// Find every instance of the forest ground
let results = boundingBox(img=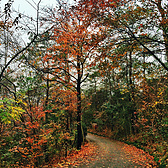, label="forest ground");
[52,133,157,168]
